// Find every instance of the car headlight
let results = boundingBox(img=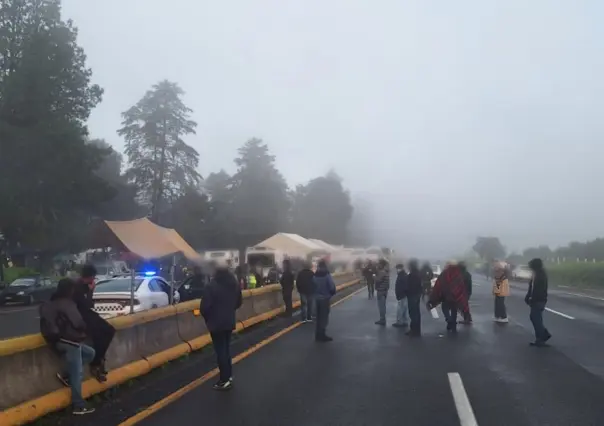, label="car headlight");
[16,291,24,296]
[184,284,190,290]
